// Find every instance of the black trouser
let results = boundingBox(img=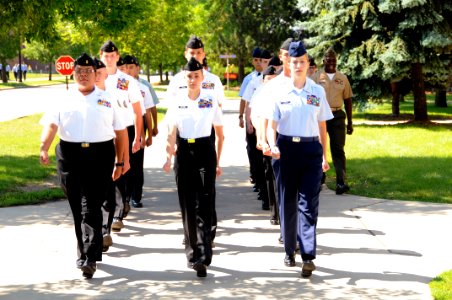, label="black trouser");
[115,124,144,218]
[102,179,116,235]
[56,139,115,263]
[174,136,217,266]
[264,155,278,221]
[327,110,347,185]
[246,126,268,205]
